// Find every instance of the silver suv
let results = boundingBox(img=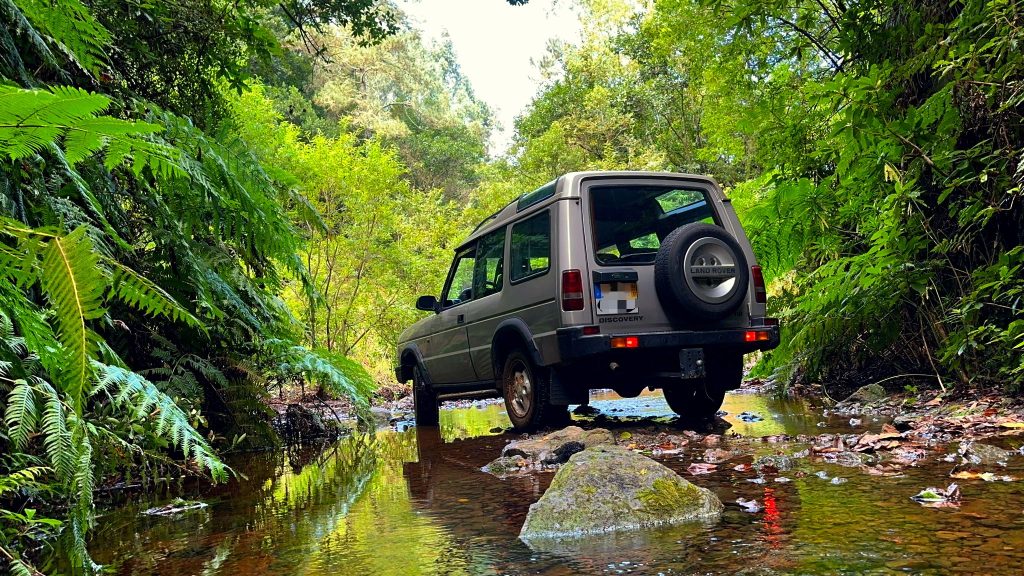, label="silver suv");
[395,171,779,431]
